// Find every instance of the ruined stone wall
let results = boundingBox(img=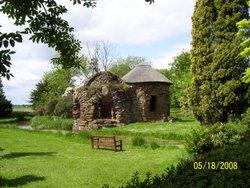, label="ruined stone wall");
[112,88,139,124]
[72,84,136,131]
[72,71,171,131]
[129,82,170,121]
